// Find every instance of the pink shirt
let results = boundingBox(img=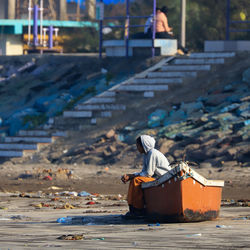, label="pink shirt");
[156,12,171,33]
